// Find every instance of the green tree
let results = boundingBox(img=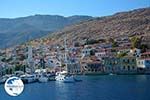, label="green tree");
[140,44,148,53]
[6,69,9,74]
[117,52,127,58]
[112,41,118,47]
[131,36,141,48]
[15,64,22,71]
[1,58,6,62]
[85,39,99,45]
